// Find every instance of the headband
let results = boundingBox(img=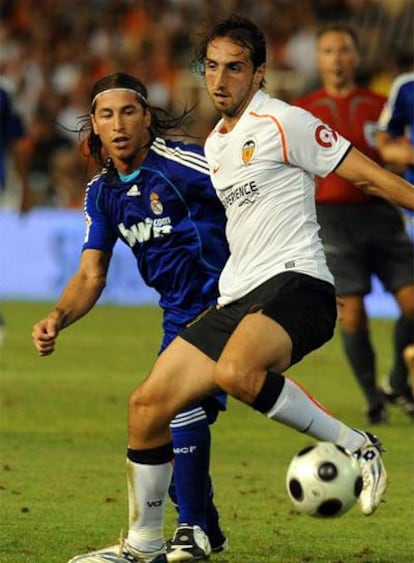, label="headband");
[91,88,147,109]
